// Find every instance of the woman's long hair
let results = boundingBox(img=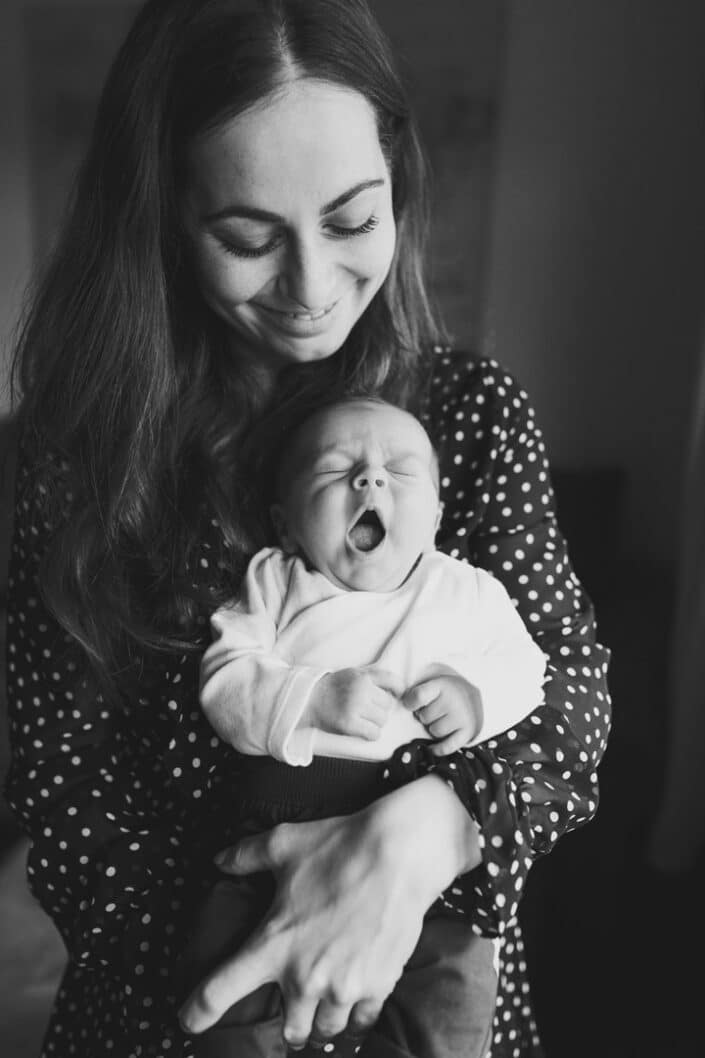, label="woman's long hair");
[12,0,447,694]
